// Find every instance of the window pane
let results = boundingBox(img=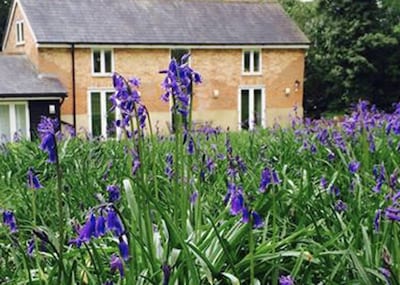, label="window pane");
[253,51,260,72]
[15,104,27,137]
[241,90,249,130]
[171,49,189,63]
[91,92,101,136]
[254,89,262,127]
[20,22,24,42]
[104,50,112,73]
[106,92,115,137]
[93,51,101,73]
[243,51,250,72]
[0,105,10,140]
